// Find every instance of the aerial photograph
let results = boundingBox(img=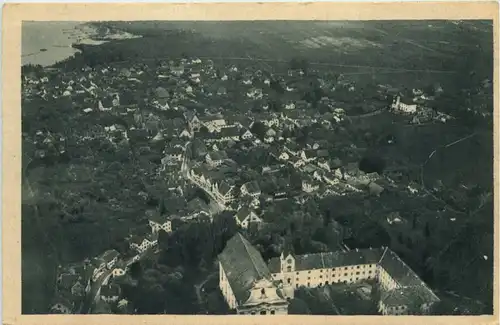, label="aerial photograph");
[21,20,493,315]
